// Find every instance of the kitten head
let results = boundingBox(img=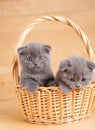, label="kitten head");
[58,56,95,89]
[17,43,51,72]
